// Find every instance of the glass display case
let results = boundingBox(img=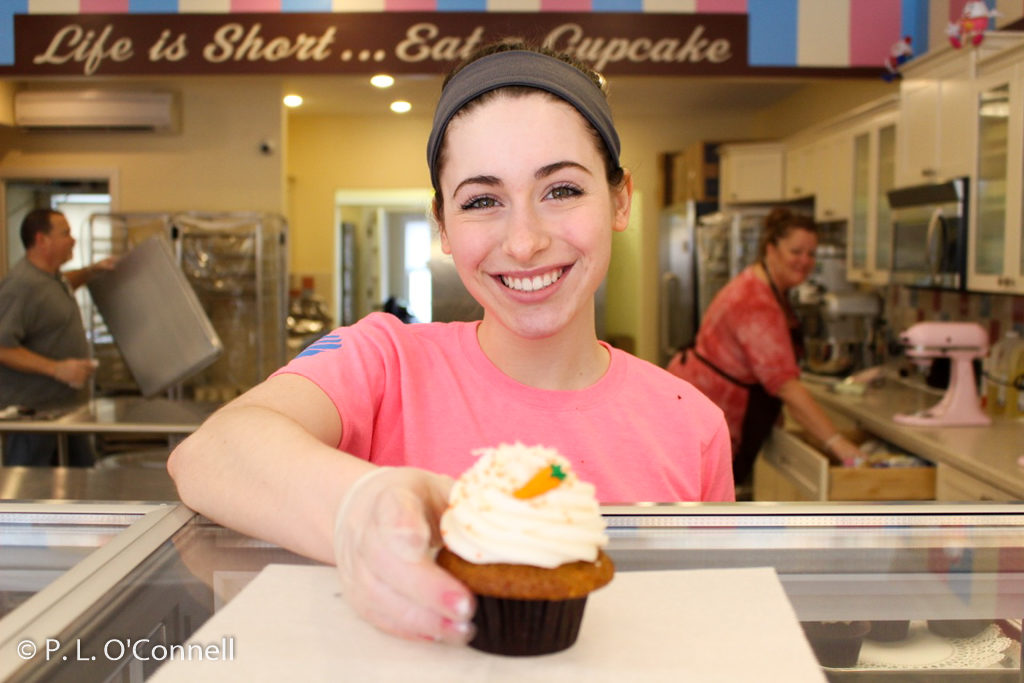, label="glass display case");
[1,504,152,621]
[0,503,184,681]
[2,502,1023,681]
